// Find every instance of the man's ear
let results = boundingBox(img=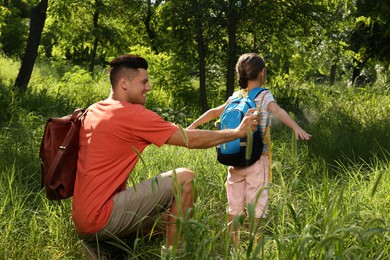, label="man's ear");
[119,77,128,90]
